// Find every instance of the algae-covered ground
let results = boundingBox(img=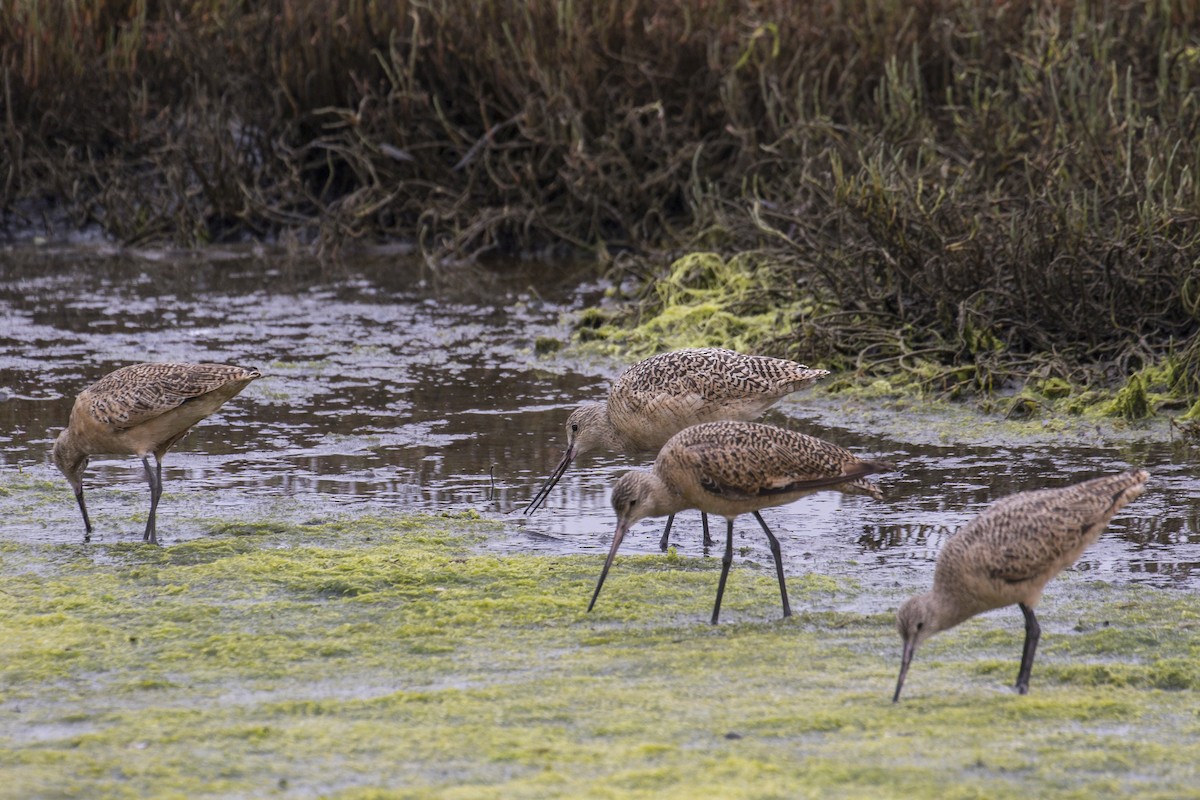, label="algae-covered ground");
[2,501,1198,799]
